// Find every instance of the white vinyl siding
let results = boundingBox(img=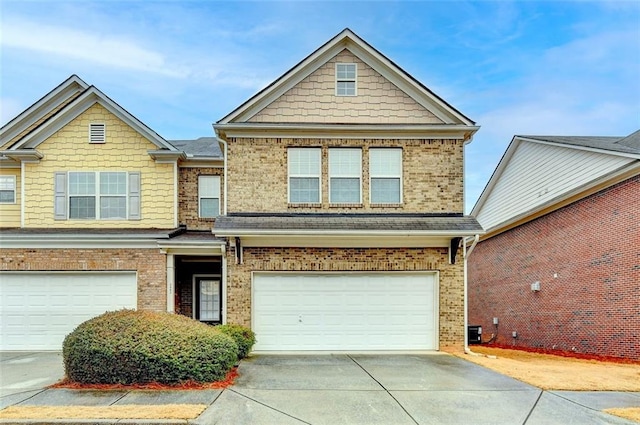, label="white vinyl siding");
[253,272,438,351]
[288,148,321,203]
[476,141,636,231]
[55,171,140,220]
[0,175,16,203]
[198,175,221,218]
[329,148,361,204]
[336,63,357,96]
[370,148,402,204]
